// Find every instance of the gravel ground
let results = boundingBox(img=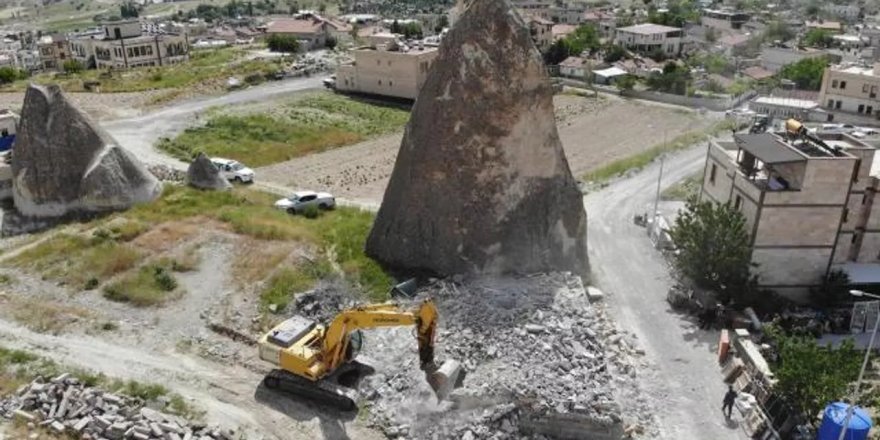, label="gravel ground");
[256,95,711,205]
[0,90,165,120]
